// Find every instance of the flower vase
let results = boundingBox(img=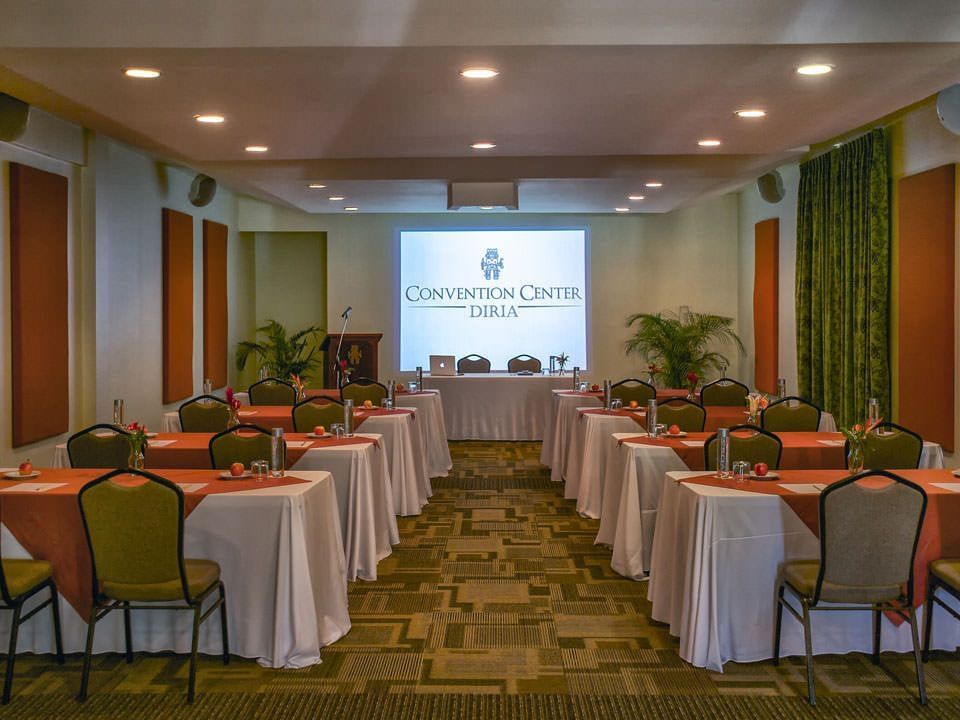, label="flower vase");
[229,408,240,428]
[847,443,864,474]
[747,411,759,426]
[128,444,145,471]
[687,388,697,401]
